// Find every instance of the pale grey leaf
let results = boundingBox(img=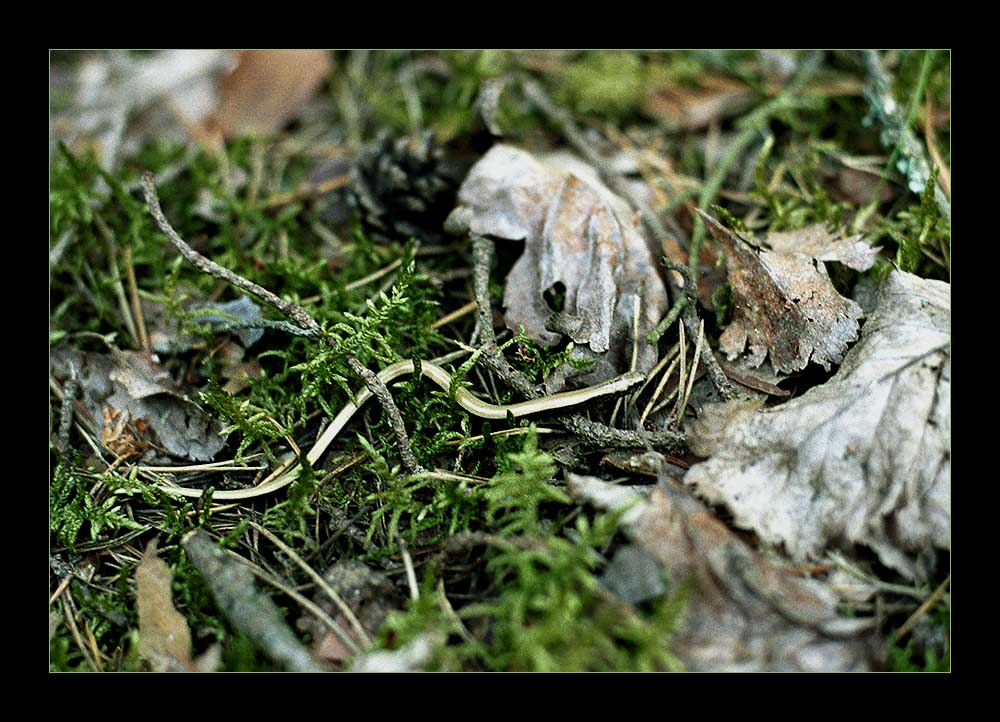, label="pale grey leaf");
[446,144,668,387]
[567,472,877,672]
[684,270,950,581]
